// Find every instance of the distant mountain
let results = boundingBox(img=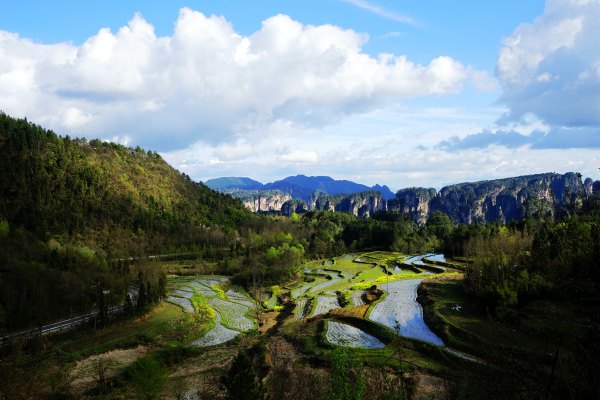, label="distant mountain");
[371,184,395,200]
[263,175,395,200]
[206,175,396,211]
[204,177,264,191]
